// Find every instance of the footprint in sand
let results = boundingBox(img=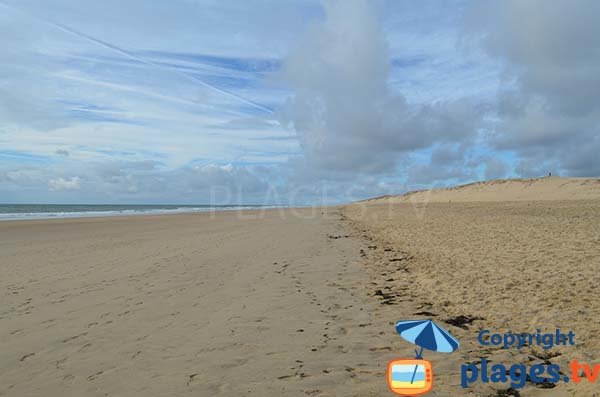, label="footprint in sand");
[78,343,93,352]
[186,373,200,386]
[55,358,67,369]
[62,332,88,343]
[87,370,104,381]
[62,374,75,384]
[19,353,35,362]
